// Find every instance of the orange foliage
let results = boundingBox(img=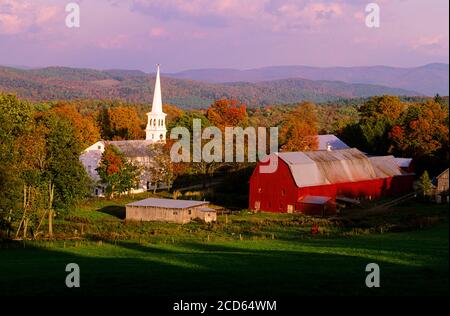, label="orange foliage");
[206,99,248,130]
[102,145,124,175]
[108,106,145,140]
[280,102,319,152]
[50,103,101,148]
